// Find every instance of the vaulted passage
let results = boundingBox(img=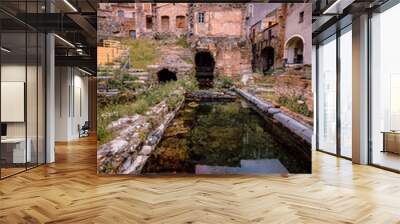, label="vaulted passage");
[195,51,215,88]
[157,69,177,83]
[261,47,274,73]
